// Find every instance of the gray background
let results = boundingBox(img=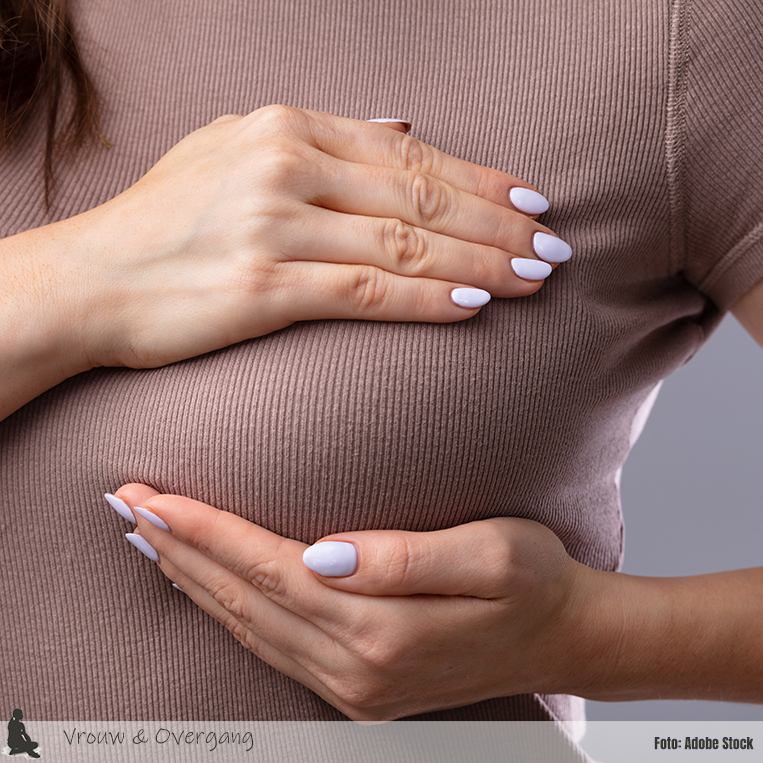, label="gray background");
[583,312,763,723]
